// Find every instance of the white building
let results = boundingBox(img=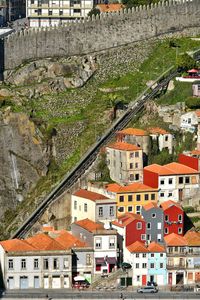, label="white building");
[148,127,173,155]
[180,111,200,133]
[71,189,116,224]
[27,0,94,27]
